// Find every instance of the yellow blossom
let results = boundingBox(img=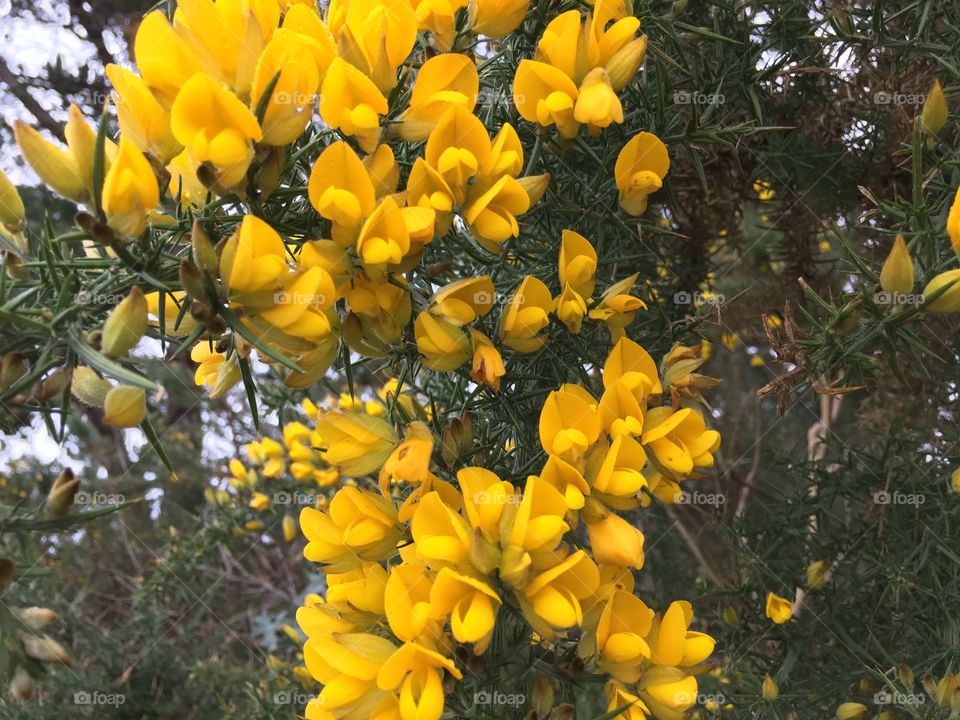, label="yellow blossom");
[765,592,793,624]
[615,131,669,215]
[102,137,160,238]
